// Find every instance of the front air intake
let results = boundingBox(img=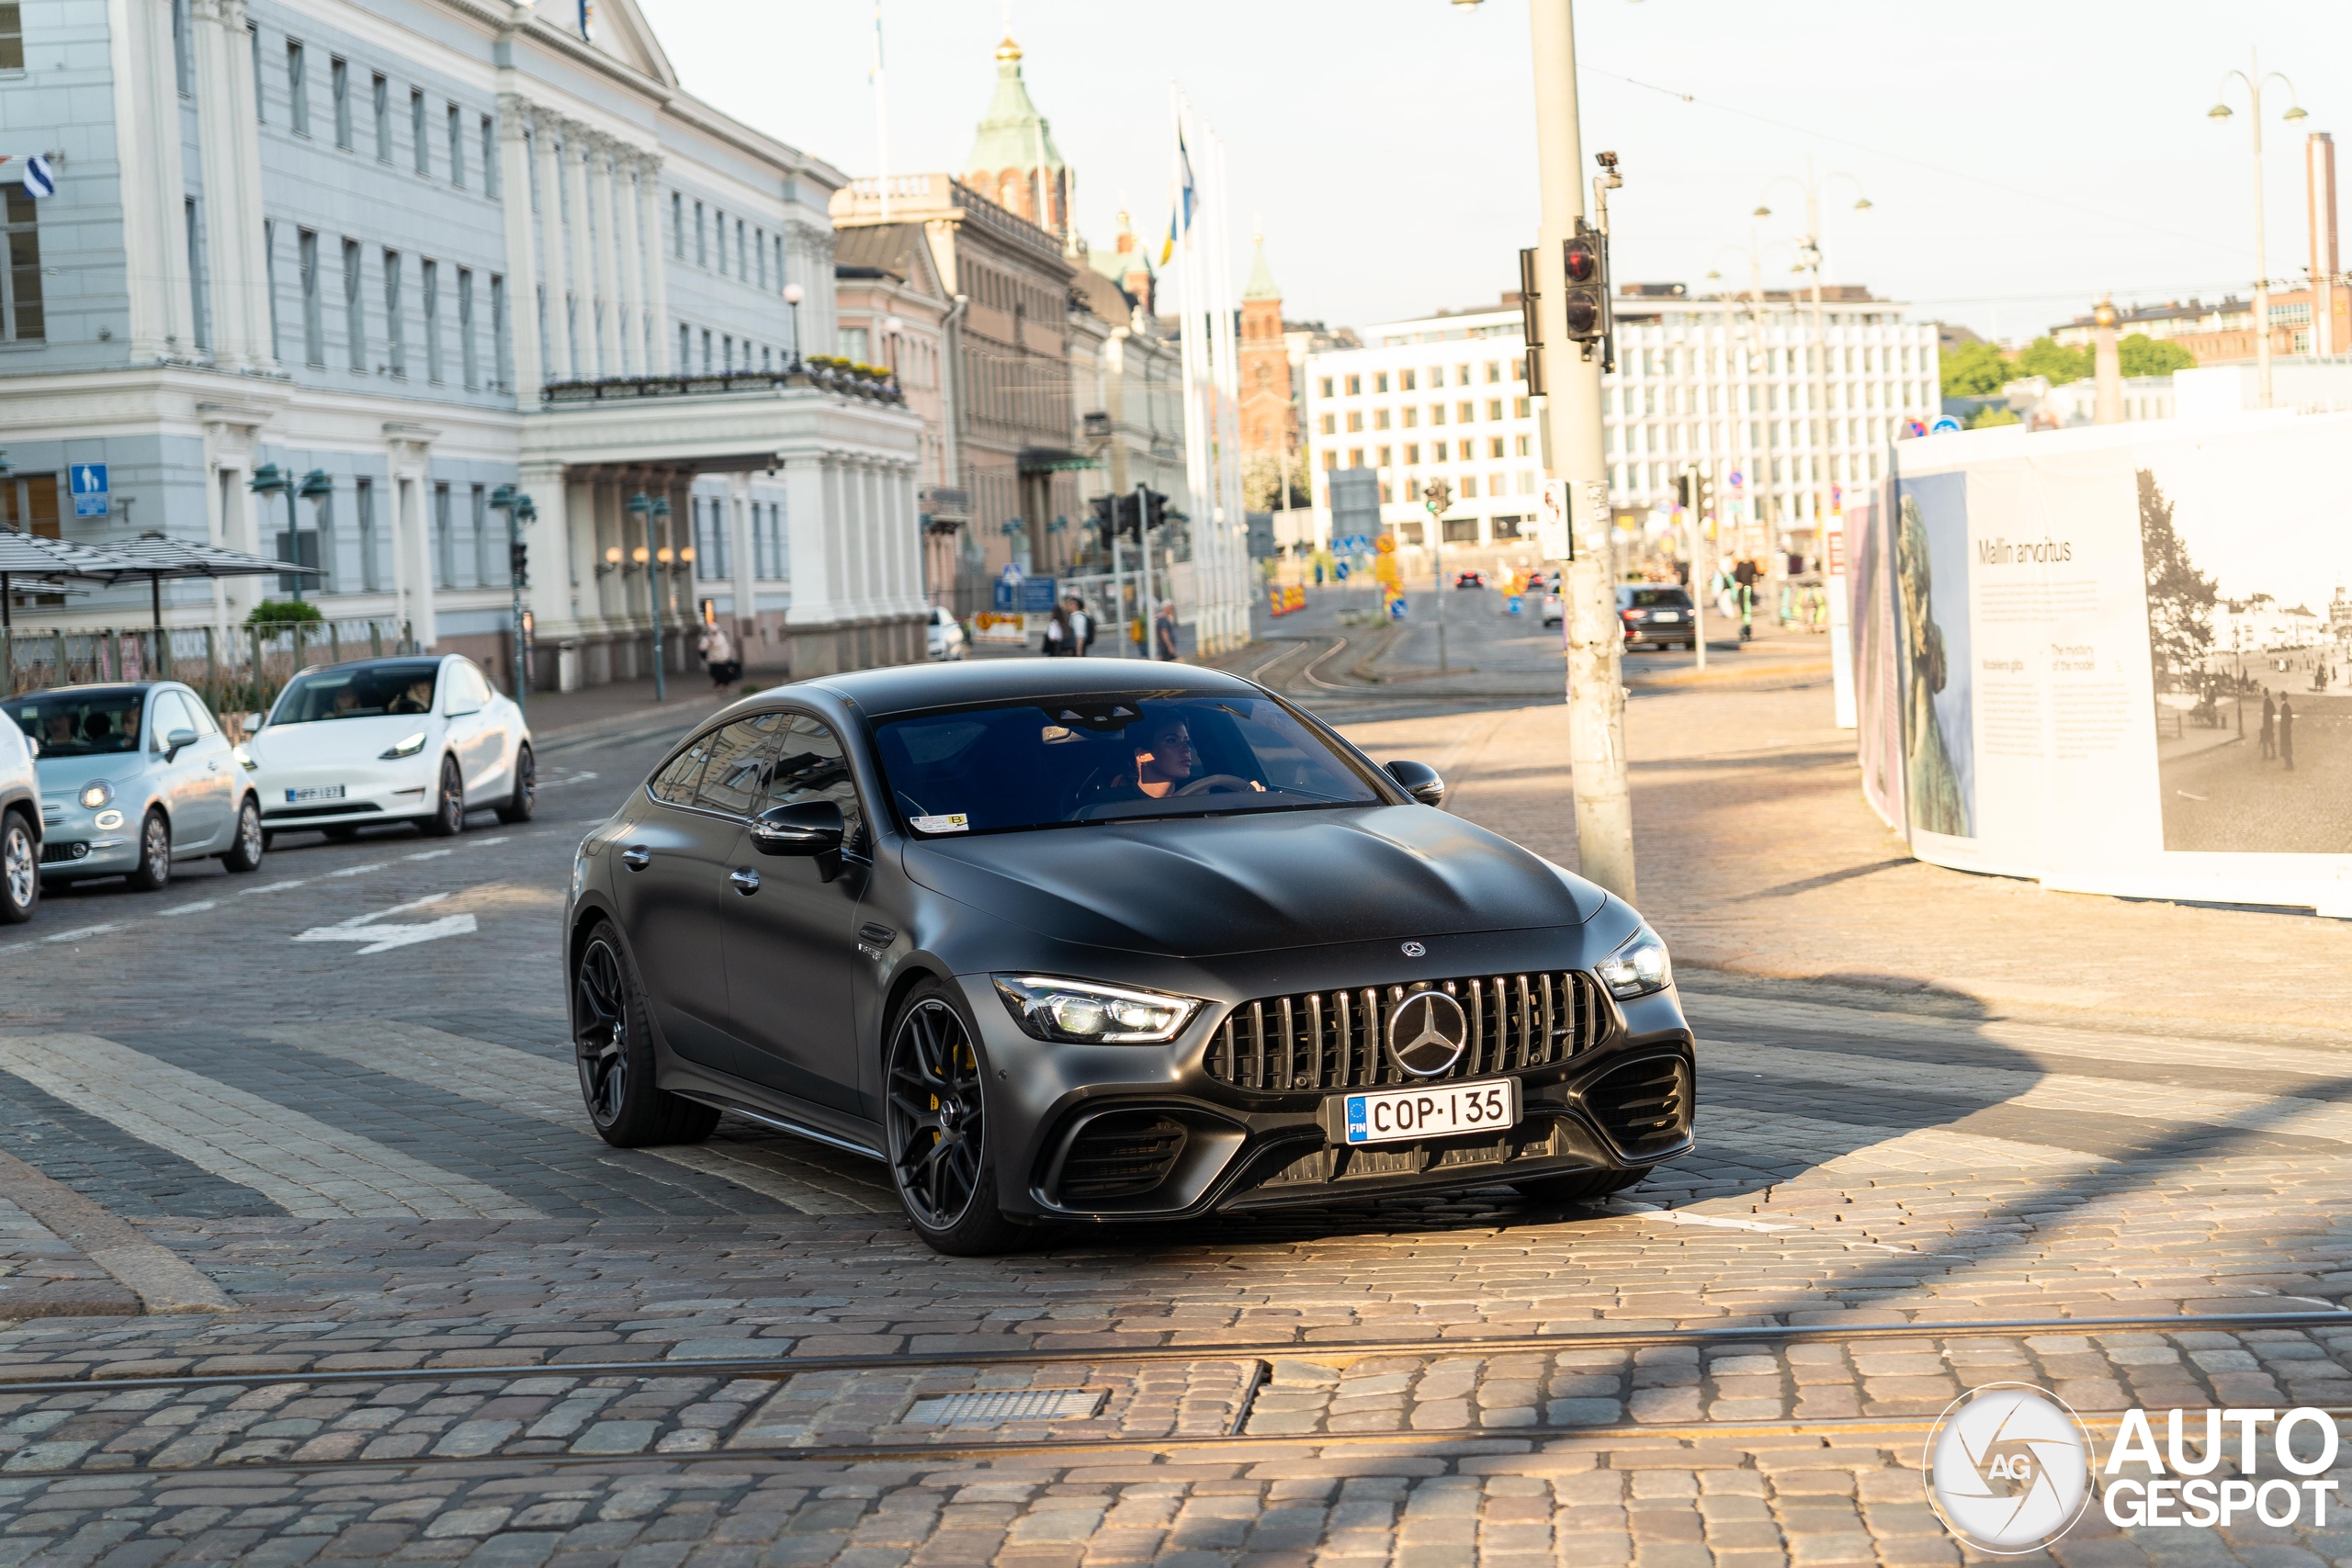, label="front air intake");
[1583,1055,1691,1159]
[1057,1112,1186,1201]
